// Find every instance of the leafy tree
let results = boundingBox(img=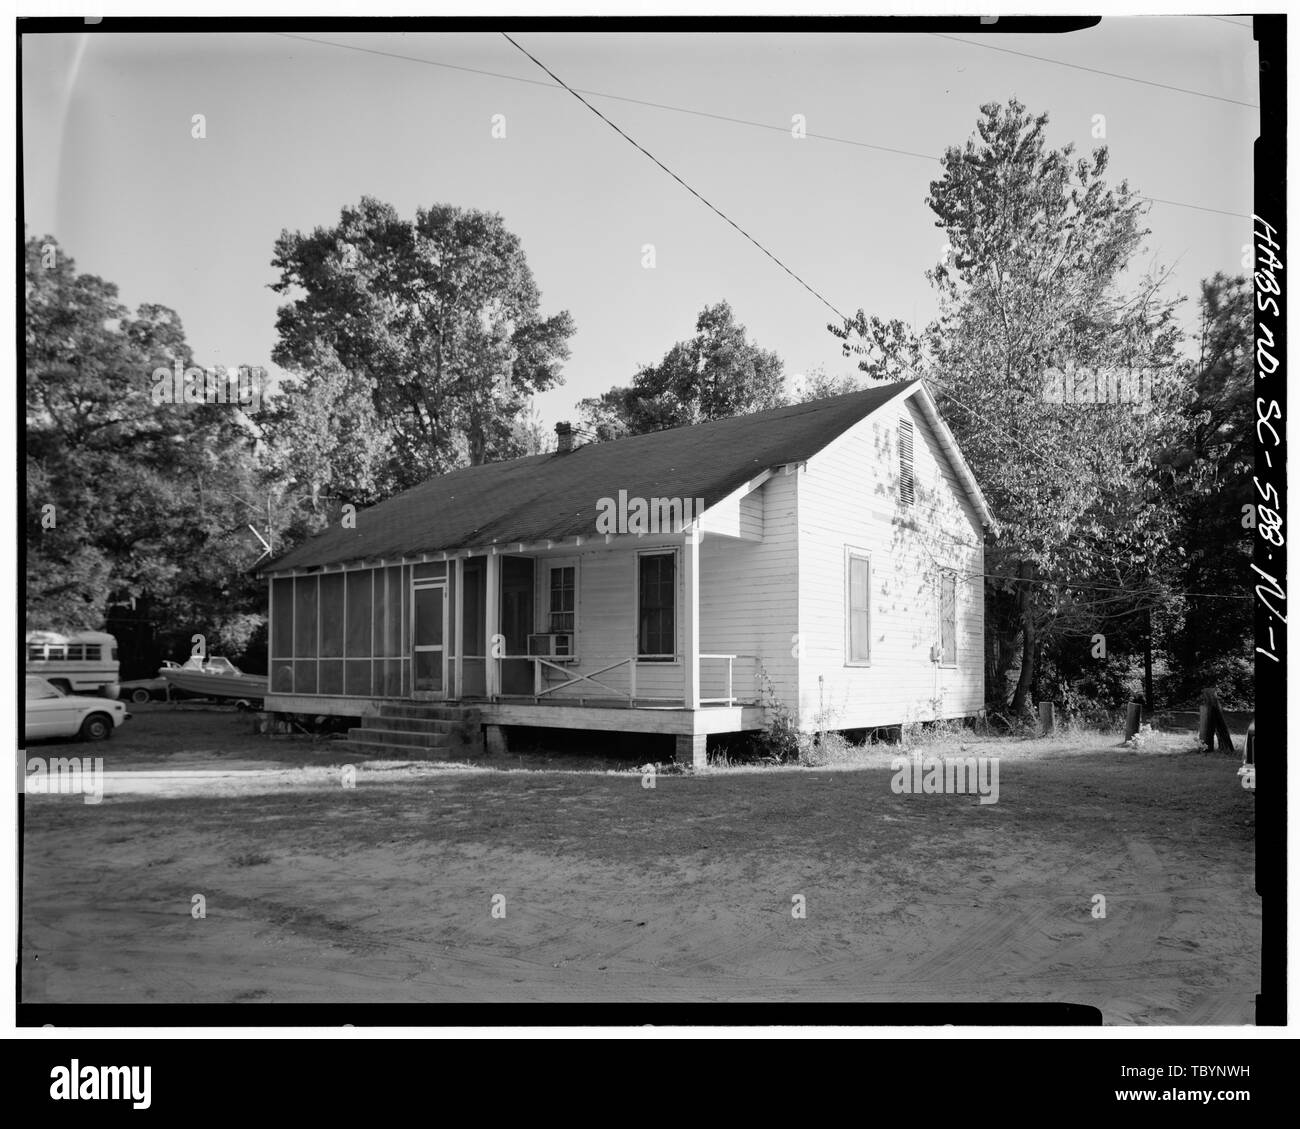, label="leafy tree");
[270,197,575,493]
[834,100,1187,716]
[25,236,267,673]
[1157,273,1255,703]
[828,315,925,385]
[579,301,785,437]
